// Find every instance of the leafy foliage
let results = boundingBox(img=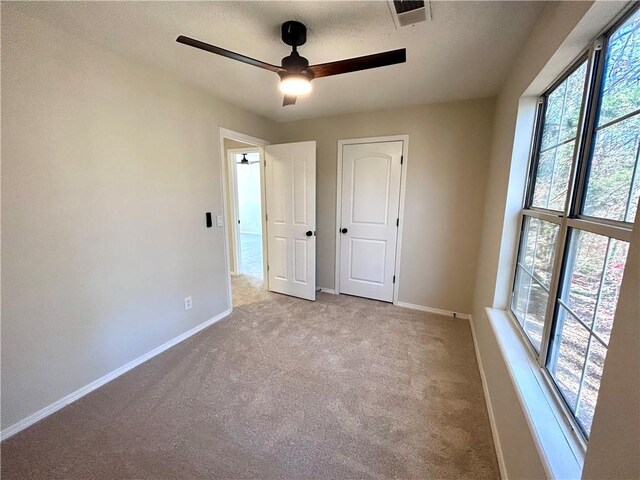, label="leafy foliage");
[584,9,640,223]
[532,62,588,211]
